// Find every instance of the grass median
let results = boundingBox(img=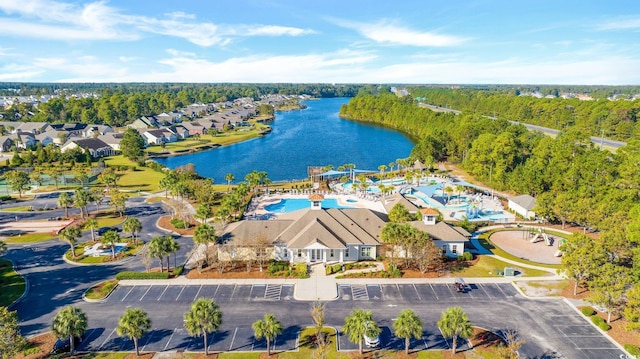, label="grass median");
[0,258,26,307]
